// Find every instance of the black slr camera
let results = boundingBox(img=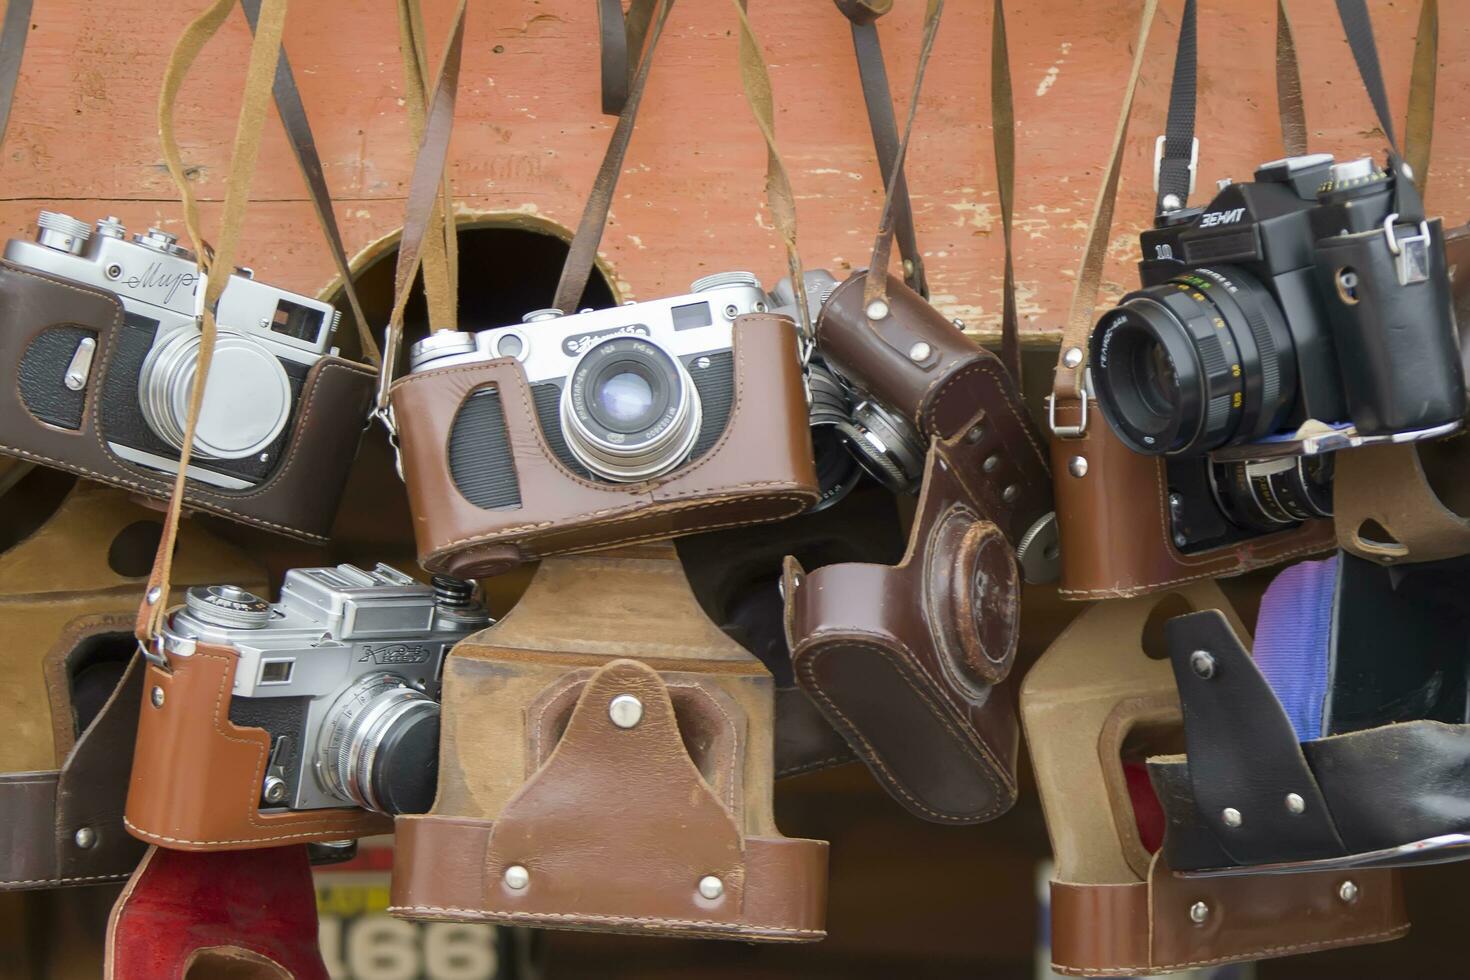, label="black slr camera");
[1089,153,1465,552]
